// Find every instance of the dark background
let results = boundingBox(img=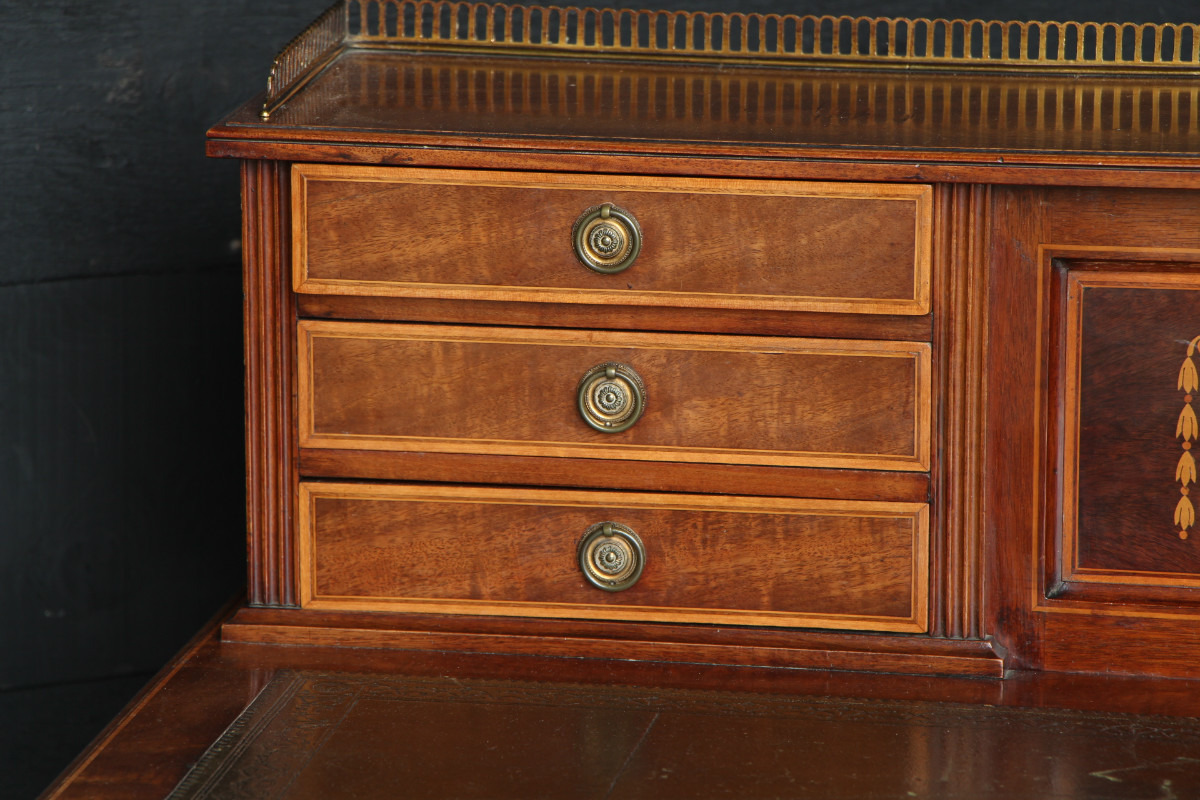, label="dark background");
[2,0,1195,796]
